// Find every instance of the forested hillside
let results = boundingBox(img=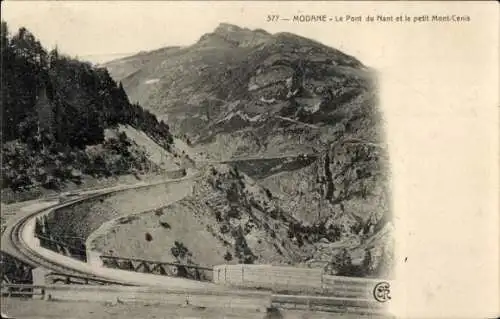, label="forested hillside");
[1,22,174,196]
